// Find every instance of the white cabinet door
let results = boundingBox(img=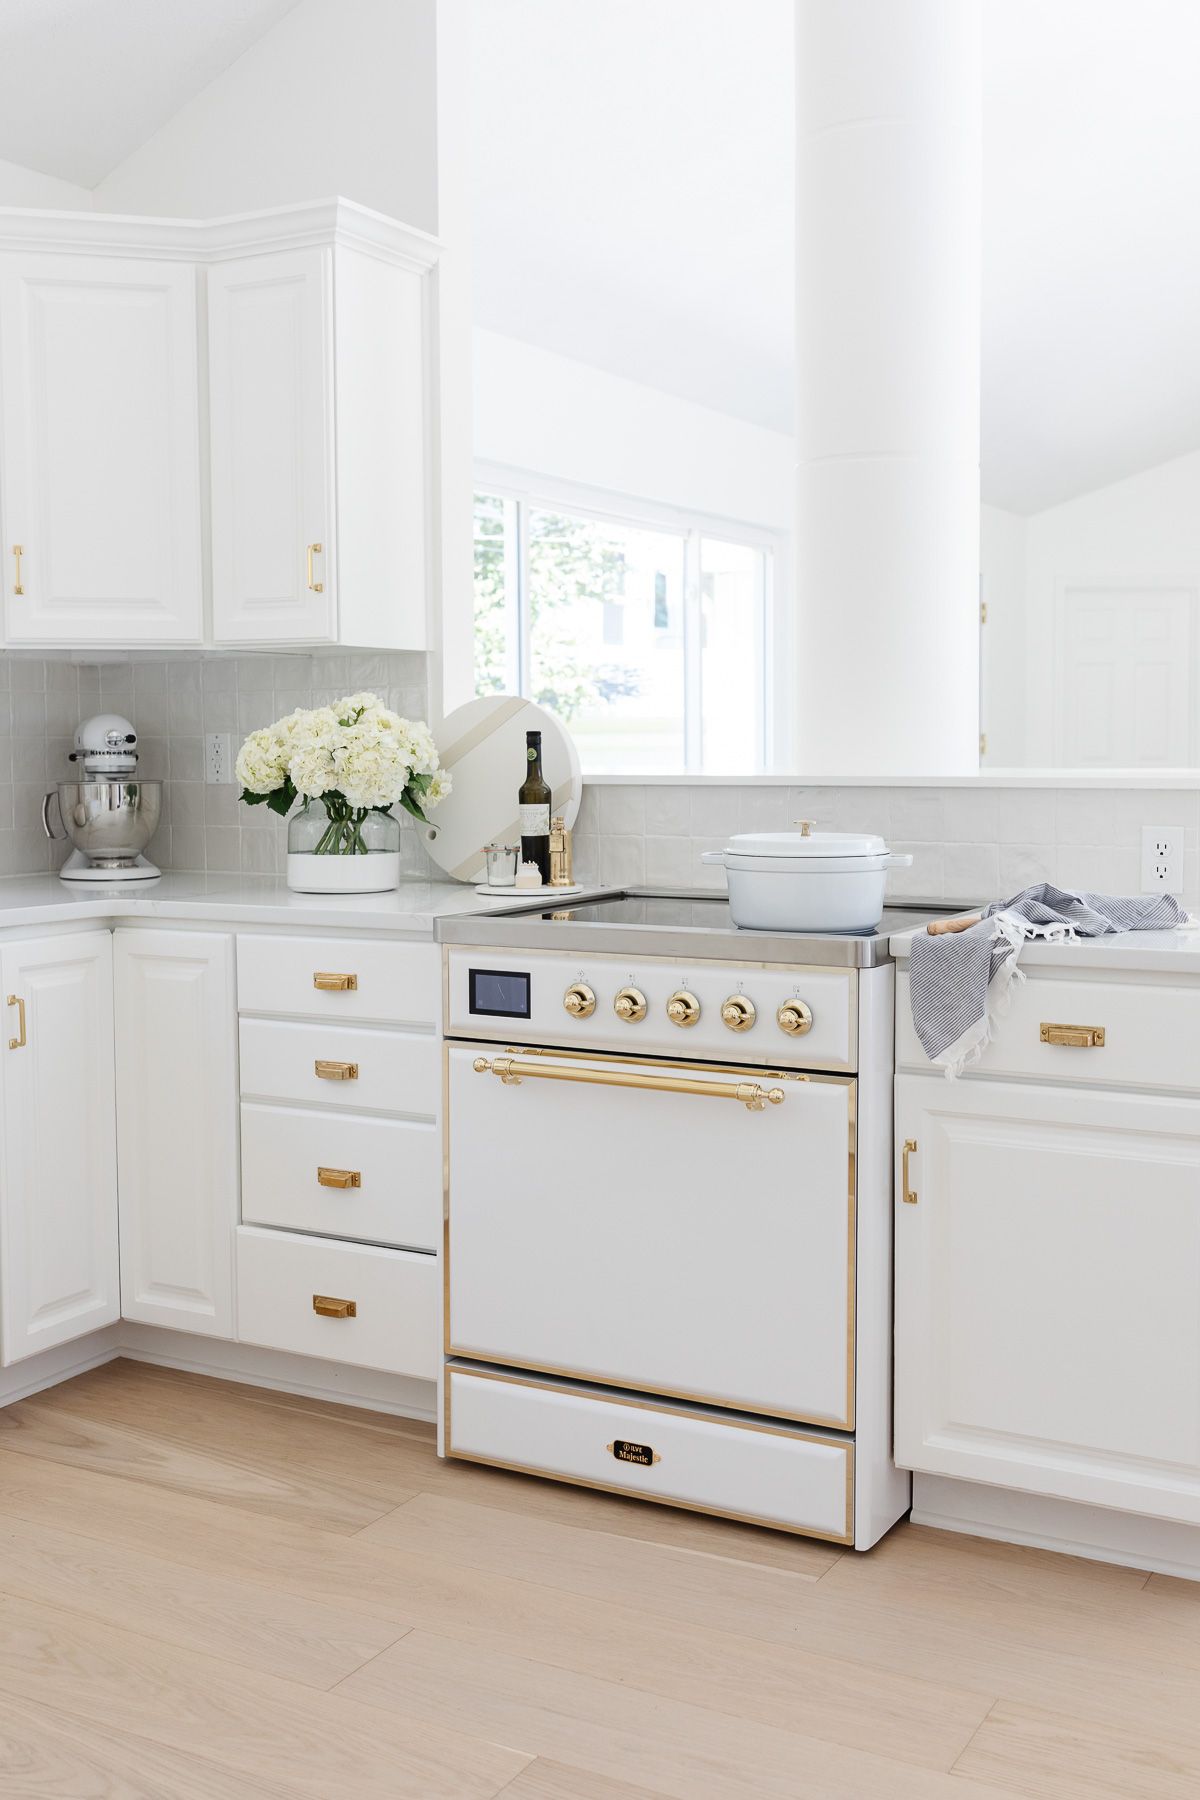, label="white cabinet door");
[0,253,202,643]
[208,248,335,643]
[0,933,118,1362]
[895,1074,1200,1524]
[115,929,238,1337]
